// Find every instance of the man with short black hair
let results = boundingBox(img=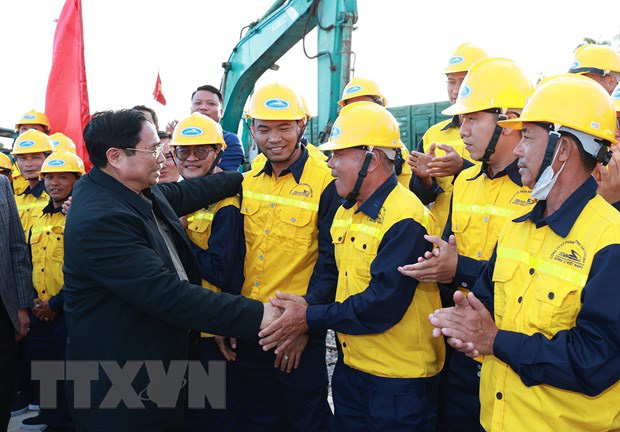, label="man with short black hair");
[132,104,160,130]
[168,85,245,172]
[63,109,279,431]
